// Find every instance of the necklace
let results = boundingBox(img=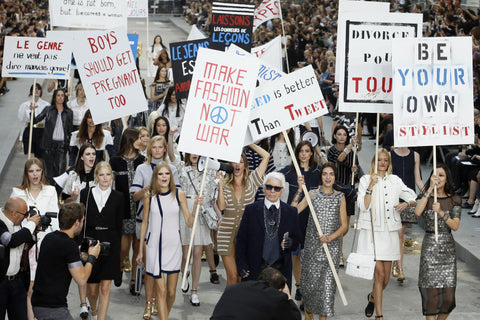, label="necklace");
[264,206,281,239]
